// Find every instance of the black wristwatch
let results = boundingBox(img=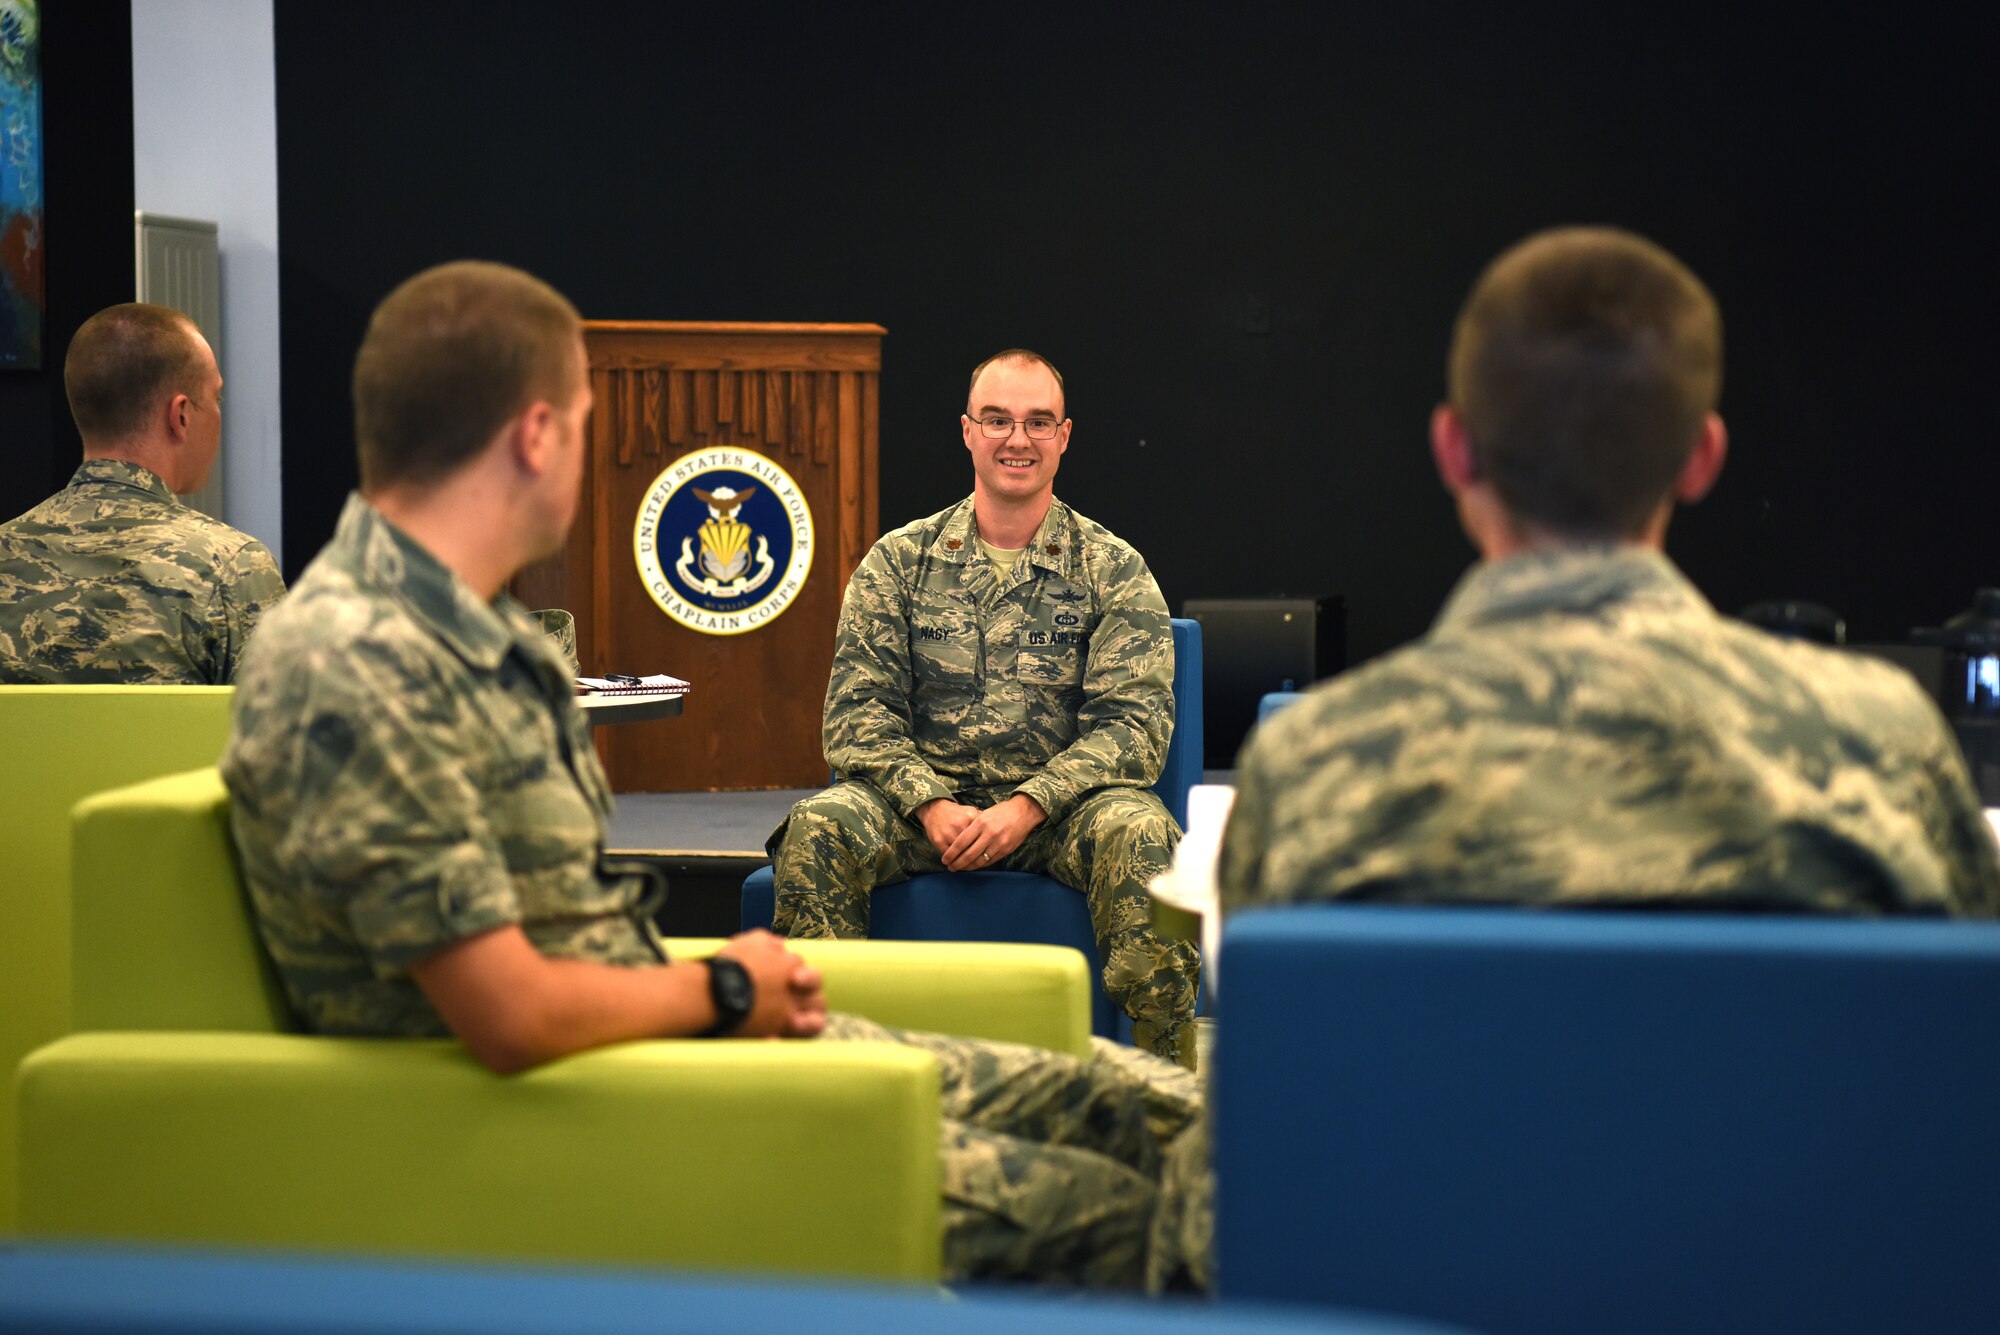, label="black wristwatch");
[702,957,755,1037]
